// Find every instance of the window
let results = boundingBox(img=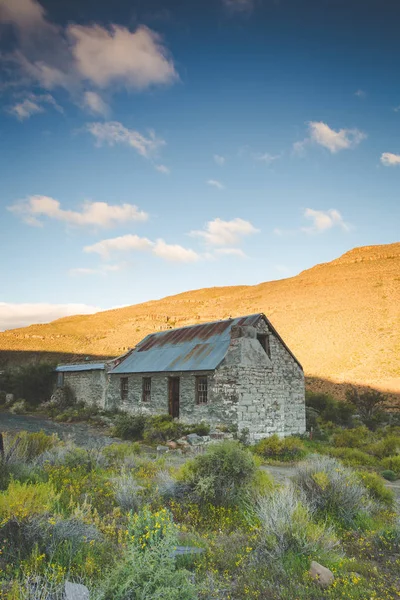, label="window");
[142,377,151,402]
[257,333,271,358]
[196,376,208,404]
[57,372,64,388]
[120,377,129,400]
